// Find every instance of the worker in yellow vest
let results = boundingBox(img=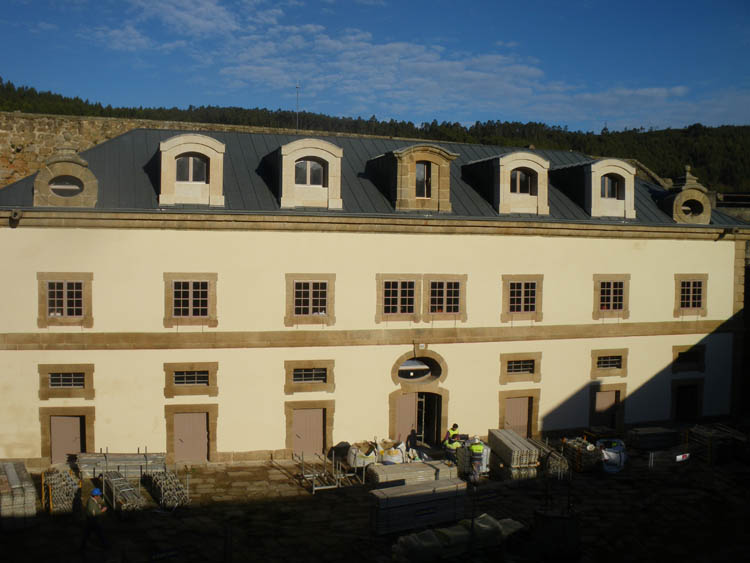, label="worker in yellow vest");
[469,436,484,483]
[443,431,461,465]
[443,423,459,443]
